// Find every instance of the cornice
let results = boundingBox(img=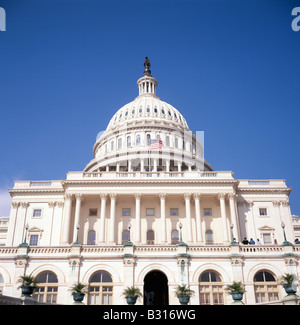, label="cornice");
[237,187,291,195]
[9,188,65,196]
[62,179,239,187]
